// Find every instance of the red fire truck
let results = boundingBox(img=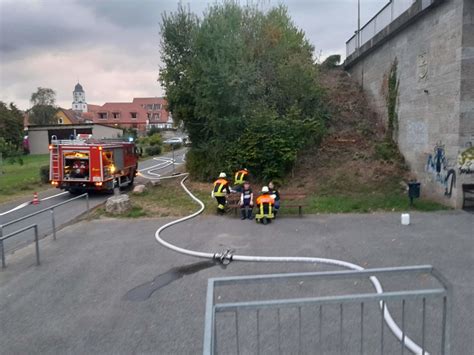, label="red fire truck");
[49,138,139,193]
